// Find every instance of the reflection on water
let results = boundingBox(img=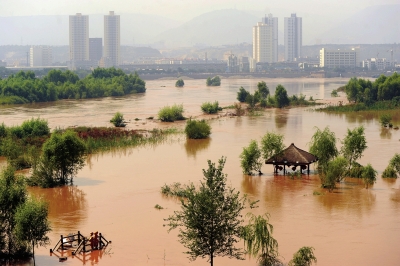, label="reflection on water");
[29,186,88,232]
[380,127,392,139]
[241,175,262,197]
[184,138,211,158]
[274,109,289,129]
